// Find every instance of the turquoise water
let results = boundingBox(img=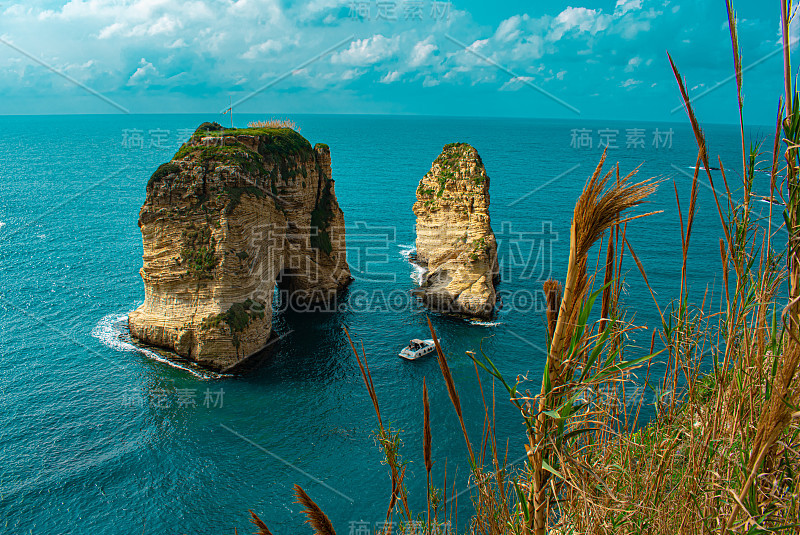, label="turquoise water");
[0,114,776,533]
